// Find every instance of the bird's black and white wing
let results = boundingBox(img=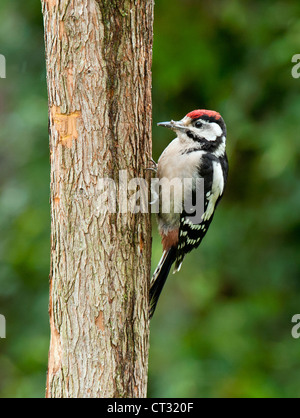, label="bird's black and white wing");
[175,153,228,271]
